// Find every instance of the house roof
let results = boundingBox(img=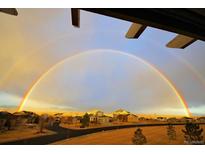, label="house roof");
[0,111,12,119]
[113,109,130,115]
[88,109,103,115]
[128,114,138,117]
